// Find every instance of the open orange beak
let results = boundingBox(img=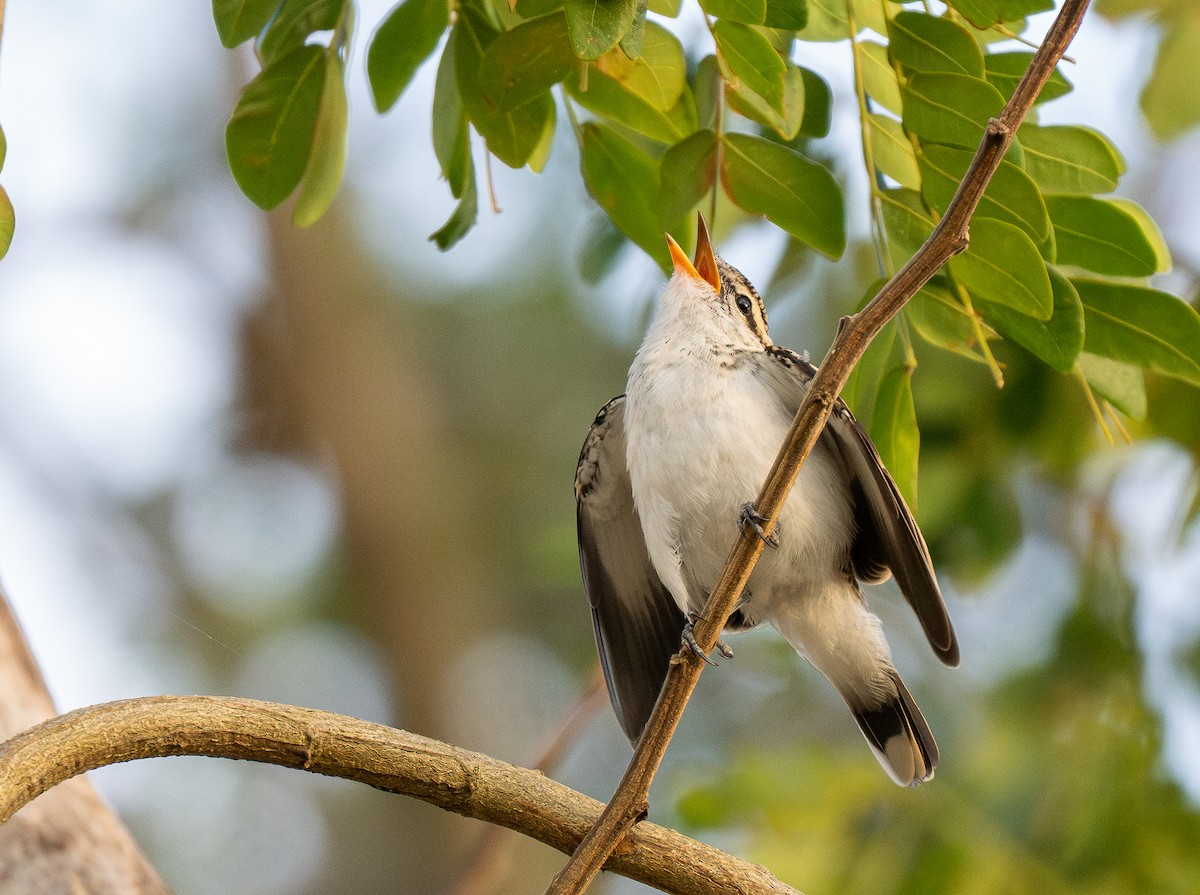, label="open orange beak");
[665,213,721,292]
